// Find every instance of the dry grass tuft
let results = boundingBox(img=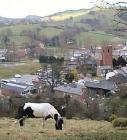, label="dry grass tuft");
[0,117,127,140]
